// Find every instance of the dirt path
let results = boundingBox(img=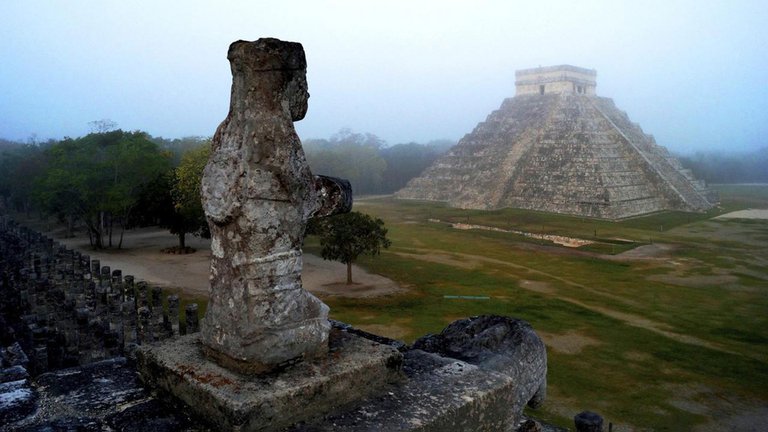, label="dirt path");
[395,247,746,359]
[48,226,404,299]
[715,209,768,219]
